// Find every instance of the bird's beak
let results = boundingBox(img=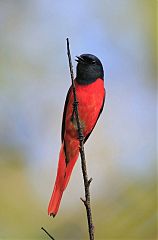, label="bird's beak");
[75,56,85,63]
